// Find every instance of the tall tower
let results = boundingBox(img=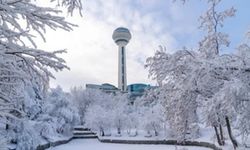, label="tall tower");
[112,27,132,92]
